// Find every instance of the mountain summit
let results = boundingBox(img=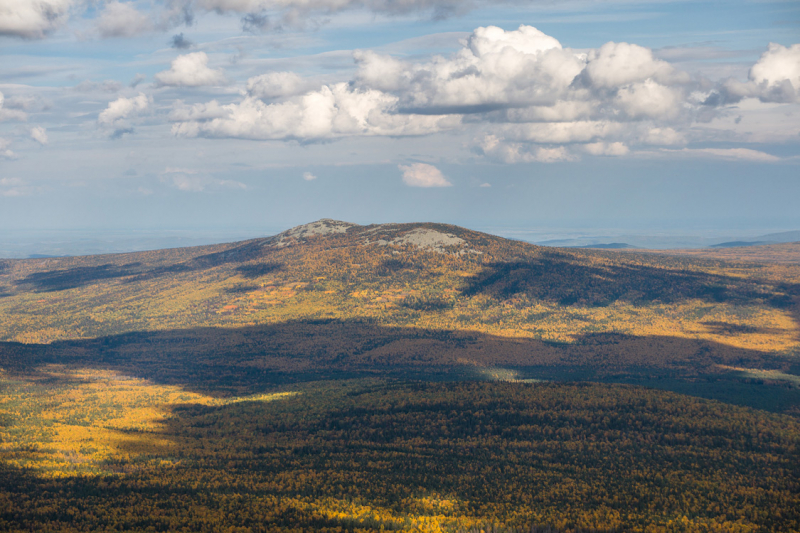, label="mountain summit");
[262,219,488,255]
